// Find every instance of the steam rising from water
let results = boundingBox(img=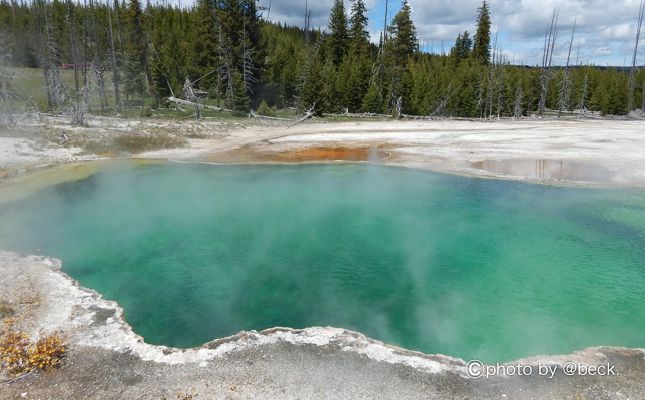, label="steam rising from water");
[0,163,644,362]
